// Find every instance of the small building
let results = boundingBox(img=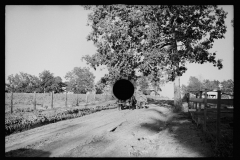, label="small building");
[205,91,218,98]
